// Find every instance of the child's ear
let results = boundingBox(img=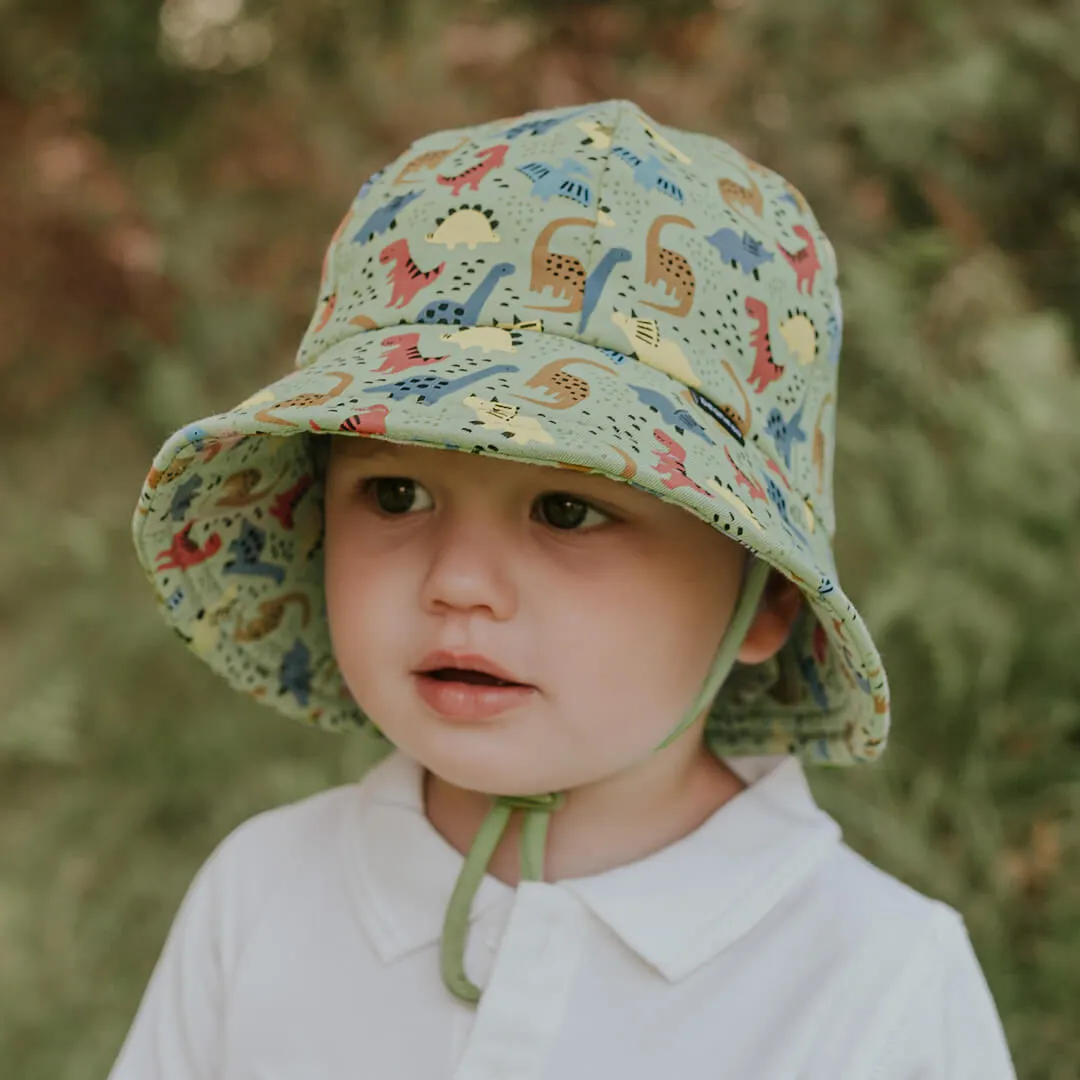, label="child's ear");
[736,571,804,665]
